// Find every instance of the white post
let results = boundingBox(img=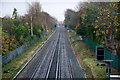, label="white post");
[31,16,33,36]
